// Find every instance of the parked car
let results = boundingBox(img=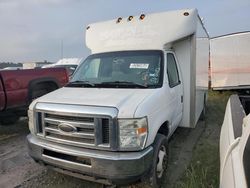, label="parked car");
[43,58,82,77]
[2,66,23,70]
[0,68,69,125]
[27,9,209,187]
[220,94,250,188]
